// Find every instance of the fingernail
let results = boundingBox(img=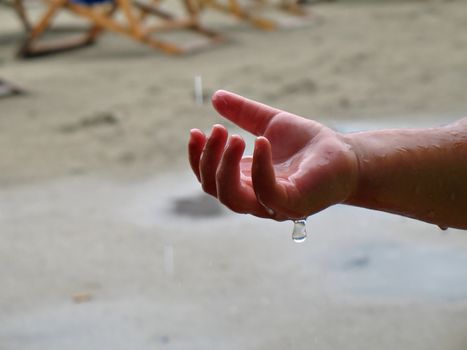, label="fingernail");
[211,124,223,135]
[226,134,238,147]
[212,90,228,108]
